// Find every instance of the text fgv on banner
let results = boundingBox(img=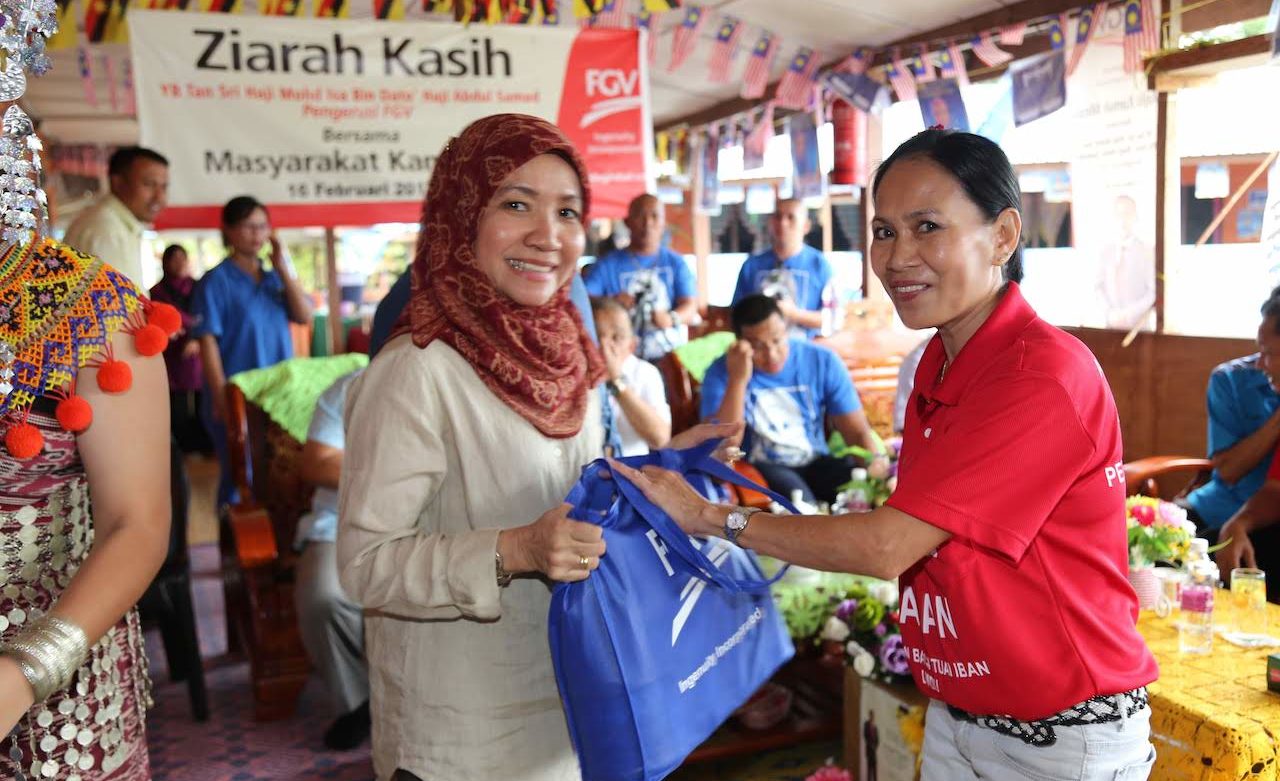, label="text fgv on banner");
[129,10,653,227]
